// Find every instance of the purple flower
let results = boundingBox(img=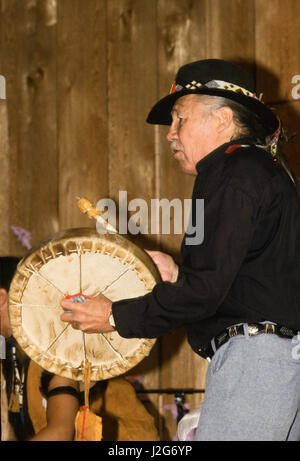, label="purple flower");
[11,226,32,250]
